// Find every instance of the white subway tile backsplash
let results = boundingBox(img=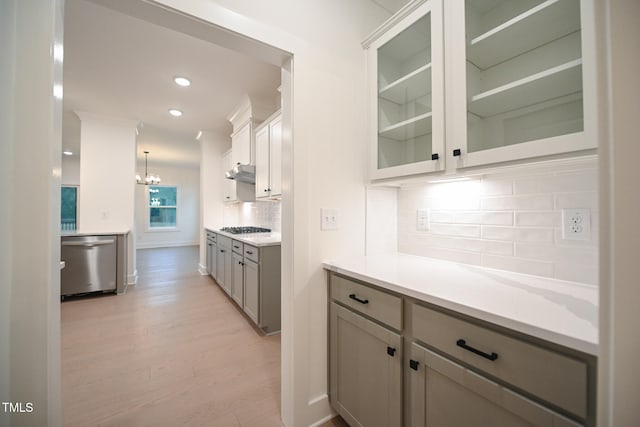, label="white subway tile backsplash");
[482,254,554,277]
[223,200,281,232]
[430,211,513,225]
[429,223,481,238]
[393,162,599,284]
[515,211,560,227]
[555,192,599,210]
[514,171,598,194]
[481,194,554,211]
[515,242,598,264]
[481,179,513,196]
[481,226,514,241]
